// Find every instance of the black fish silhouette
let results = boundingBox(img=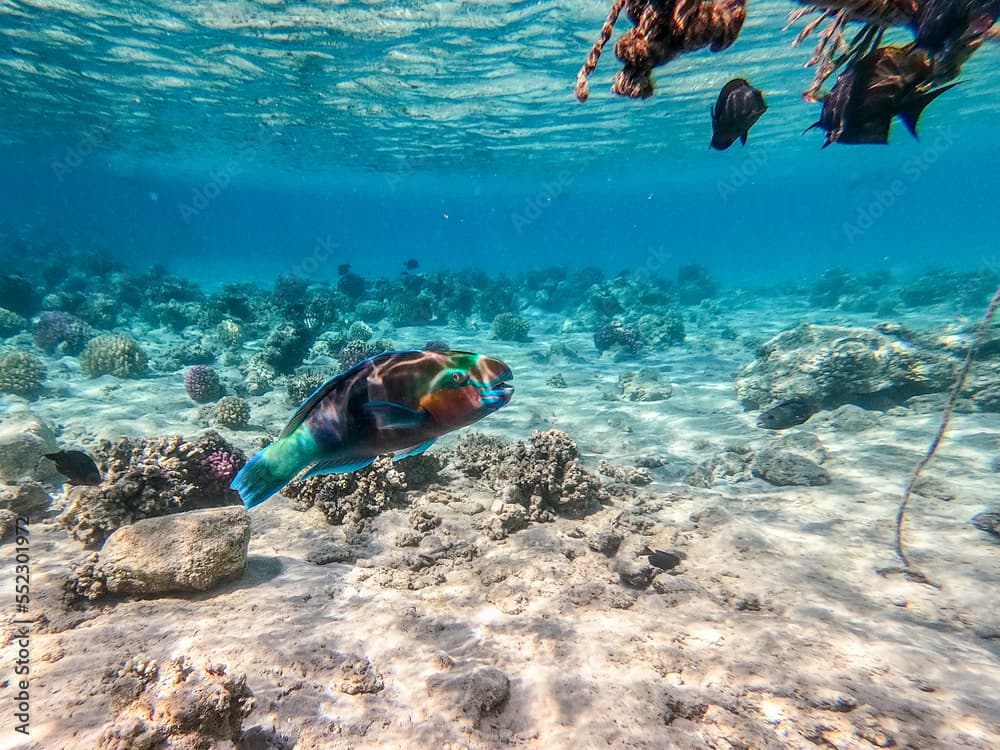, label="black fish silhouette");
[756,400,814,430]
[807,45,959,147]
[404,258,420,271]
[711,79,767,150]
[913,0,1000,82]
[44,450,102,486]
[337,263,351,276]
